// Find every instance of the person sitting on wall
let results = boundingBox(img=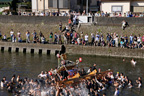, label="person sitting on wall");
[33,38,37,43]
[18,36,22,43]
[2,34,7,41]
